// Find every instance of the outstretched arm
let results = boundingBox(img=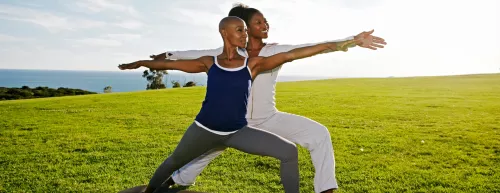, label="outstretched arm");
[271,30,385,55]
[250,29,386,75]
[272,36,354,54]
[151,47,223,60]
[251,39,359,74]
[118,57,211,73]
[150,47,248,60]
